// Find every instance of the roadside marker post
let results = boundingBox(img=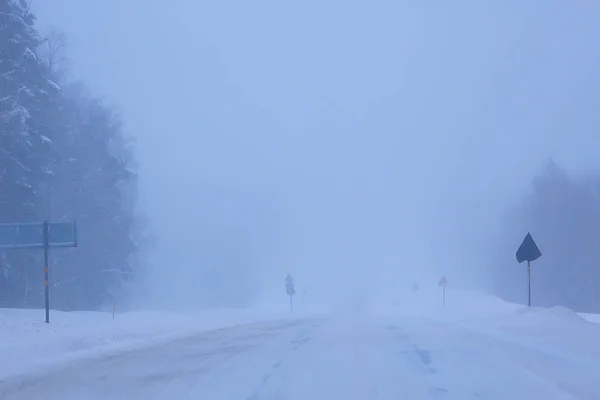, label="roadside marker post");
[285,274,295,313]
[438,276,449,308]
